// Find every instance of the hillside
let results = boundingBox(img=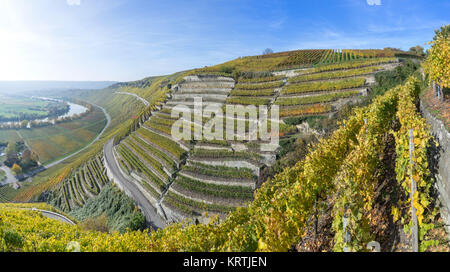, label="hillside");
[1,46,448,252]
[1,74,448,252]
[108,49,401,226]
